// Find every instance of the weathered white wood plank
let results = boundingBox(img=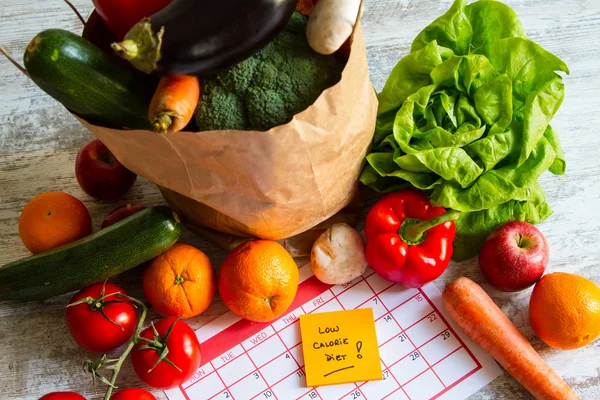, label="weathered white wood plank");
[1,0,600,399]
